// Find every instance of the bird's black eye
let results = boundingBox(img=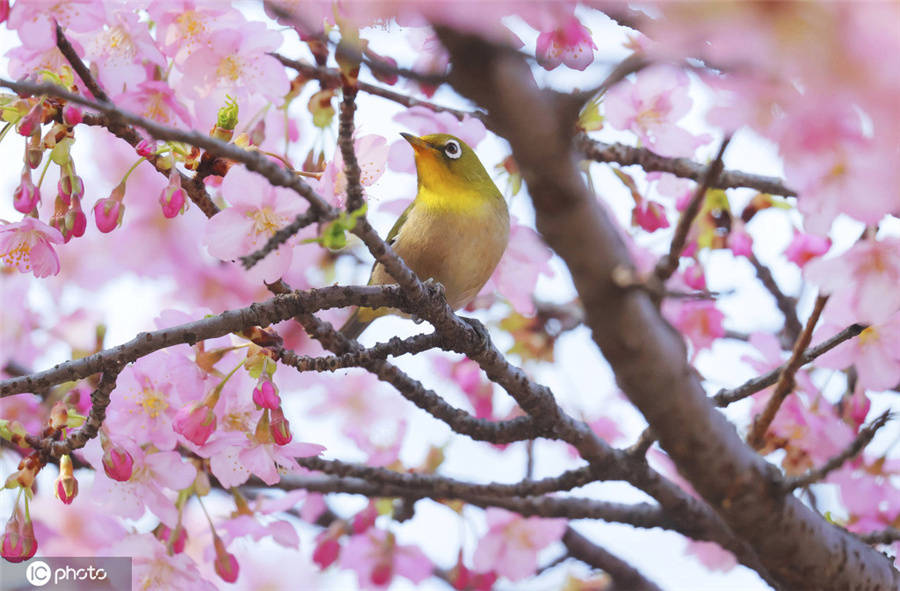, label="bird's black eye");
[443,140,461,159]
